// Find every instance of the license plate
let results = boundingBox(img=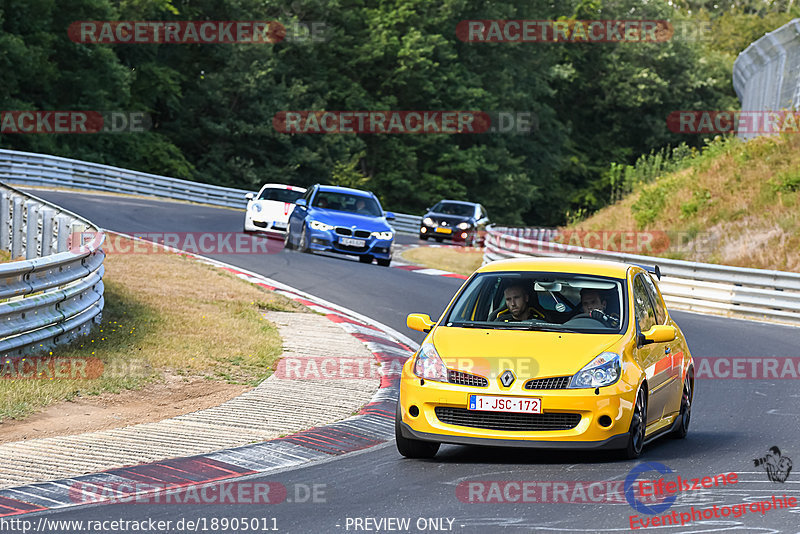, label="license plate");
[339,237,365,247]
[468,395,541,414]
[435,227,452,234]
